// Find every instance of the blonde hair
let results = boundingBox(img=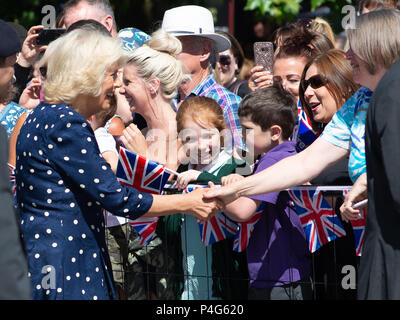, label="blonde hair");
[126,28,186,100]
[40,28,127,104]
[310,17,335,45]
[347,9,400,74]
